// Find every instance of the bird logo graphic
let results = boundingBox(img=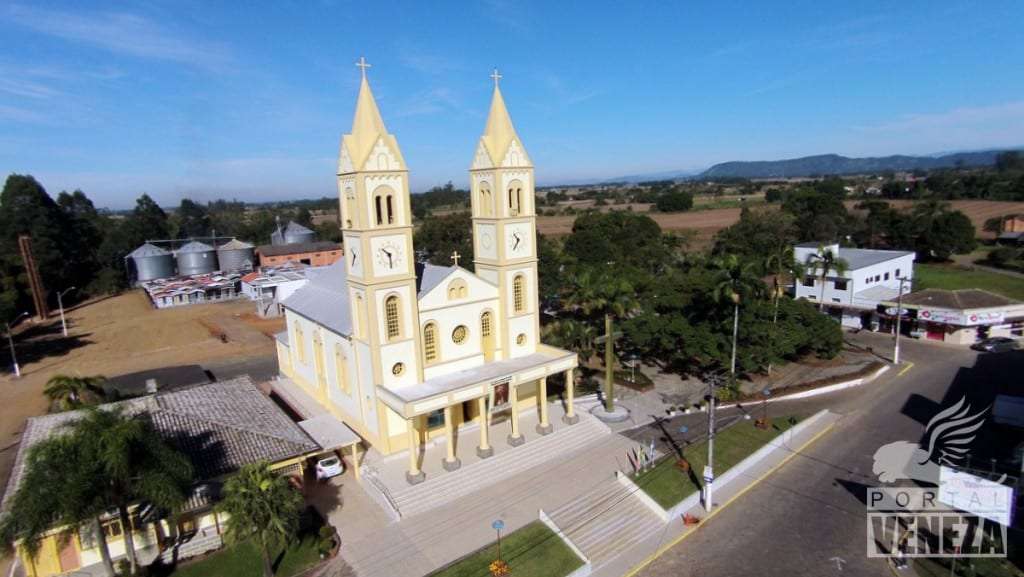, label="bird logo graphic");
[872,397,988,485]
